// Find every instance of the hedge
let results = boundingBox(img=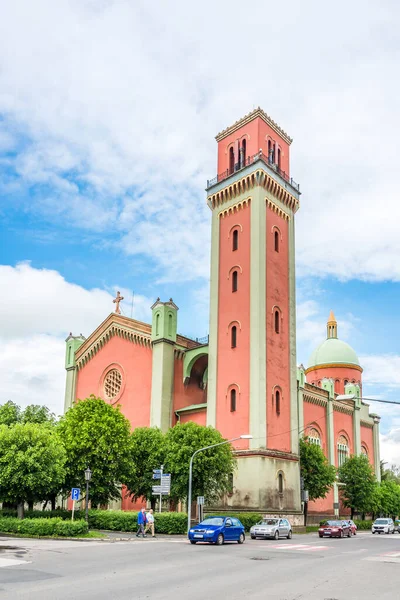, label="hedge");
[87,510,188,534]
[0,517,88,537]
[206,513,263,532]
